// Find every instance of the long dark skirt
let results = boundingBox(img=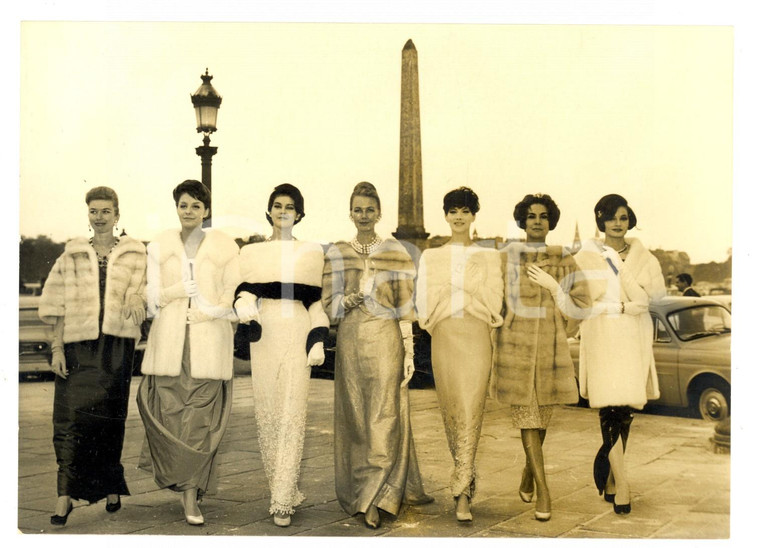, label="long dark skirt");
[53,335,134,503]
